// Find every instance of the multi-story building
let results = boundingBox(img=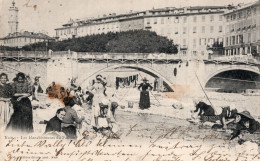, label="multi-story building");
[0,1,54,48]
[223,0,260,56]
[1,31,55,48]
[55,6,233,56]
[143,6,231,55]
[55,12,145,41]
